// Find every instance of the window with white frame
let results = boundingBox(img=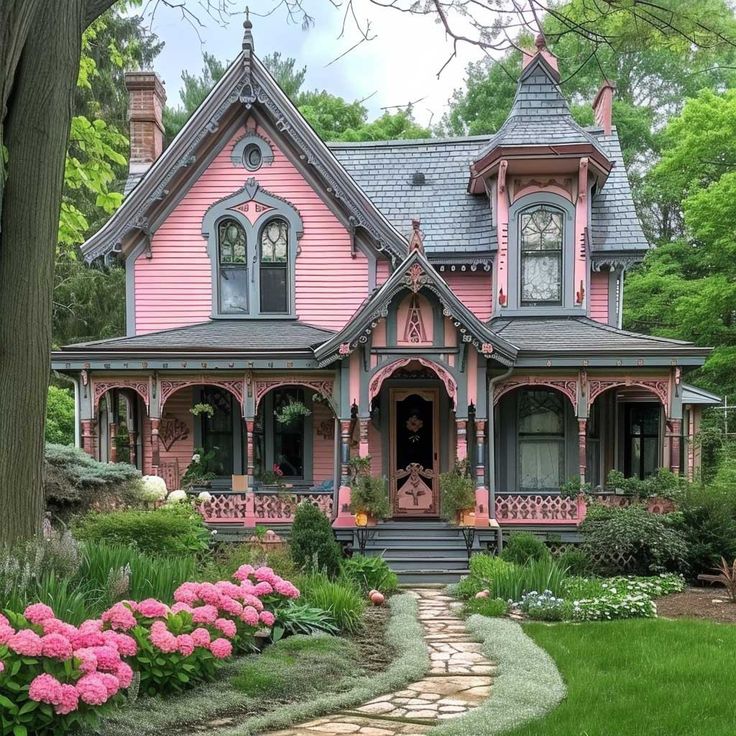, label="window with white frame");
[519,205,563,306]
